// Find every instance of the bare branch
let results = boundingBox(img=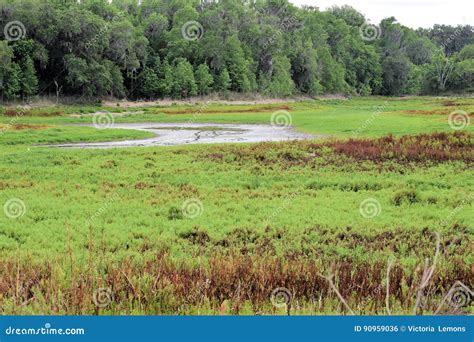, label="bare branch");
[385,257,394,315]
[413,232,441,315]
[317,264,355,315]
